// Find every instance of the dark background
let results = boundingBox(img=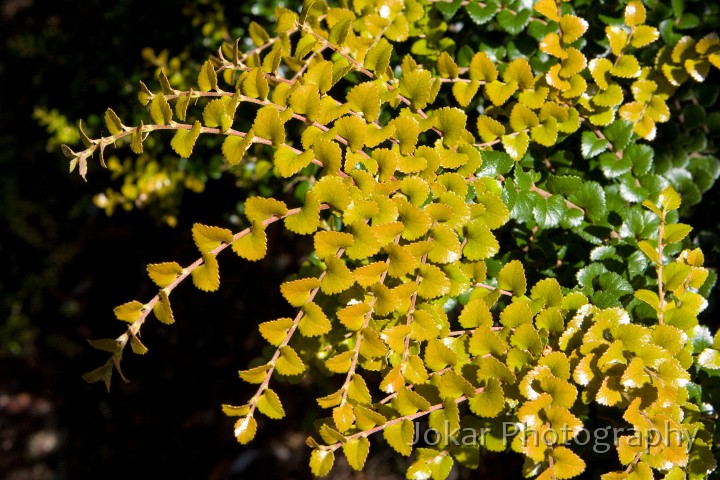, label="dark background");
[1,1,719,479]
